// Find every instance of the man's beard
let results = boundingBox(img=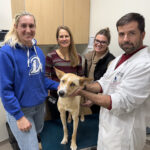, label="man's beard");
[119,42,139,54]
